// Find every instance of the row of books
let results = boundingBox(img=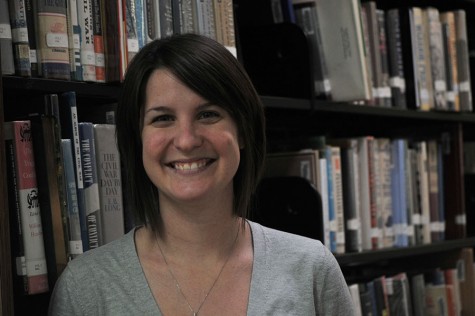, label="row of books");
[0,0,236,82]
[4,91,125,295]
[348,248,475,316]
[264,135,467,254]
[347,248,475,316]
[279,0,473,111]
